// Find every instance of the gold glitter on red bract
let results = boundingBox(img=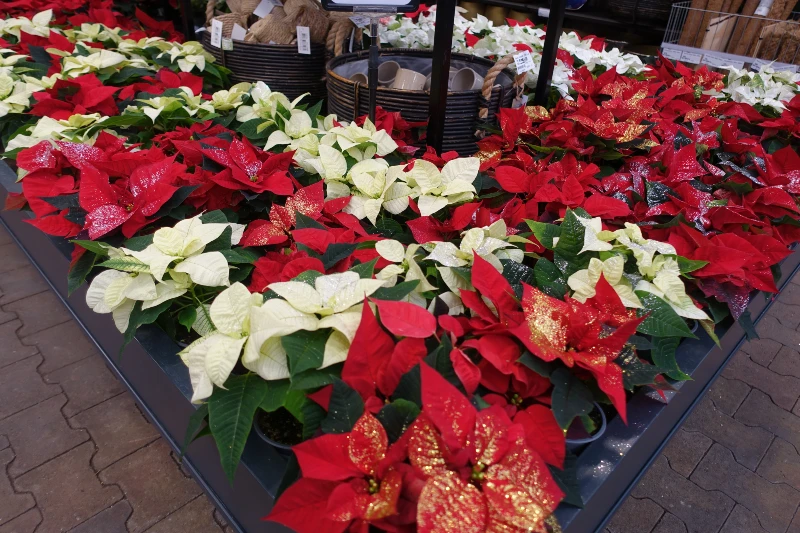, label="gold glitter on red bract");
[417,471,488,533]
